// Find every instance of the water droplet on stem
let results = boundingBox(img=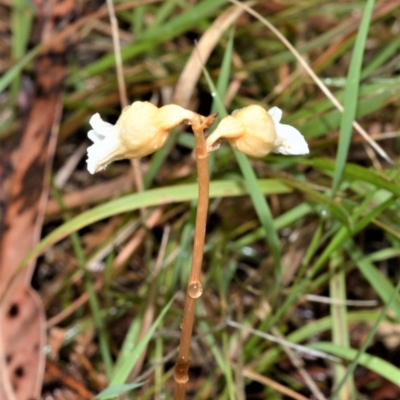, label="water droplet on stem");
[187,281,203,299]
